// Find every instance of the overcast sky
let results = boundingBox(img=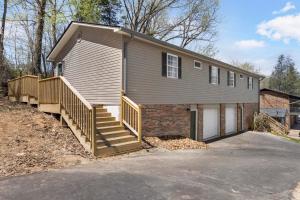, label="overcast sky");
[216,0,300,76]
